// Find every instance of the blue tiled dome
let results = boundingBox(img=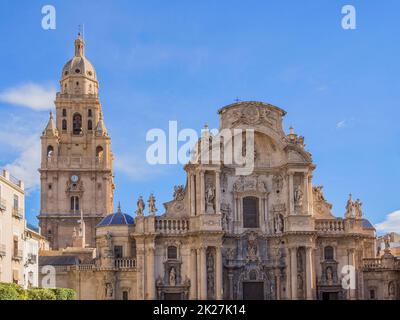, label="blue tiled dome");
[97,204,134,227]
